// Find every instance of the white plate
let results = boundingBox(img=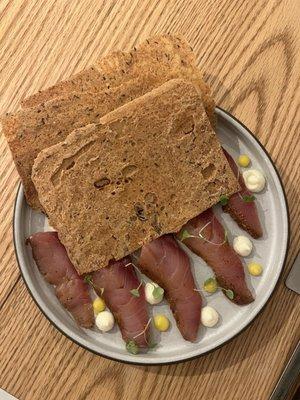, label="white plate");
[13,108,289,365]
